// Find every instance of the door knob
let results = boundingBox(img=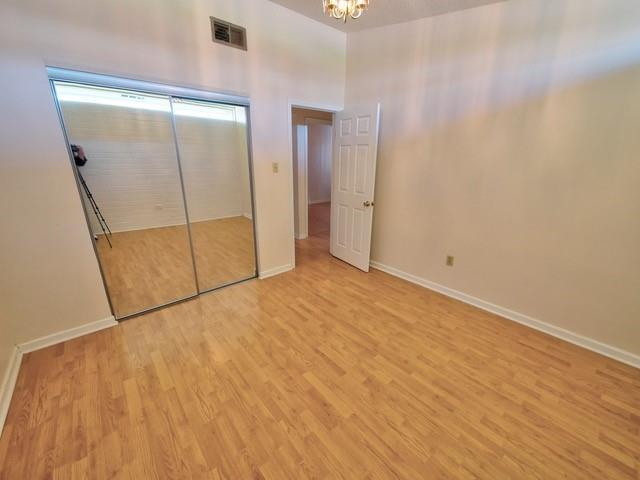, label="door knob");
[363,200,374,207]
